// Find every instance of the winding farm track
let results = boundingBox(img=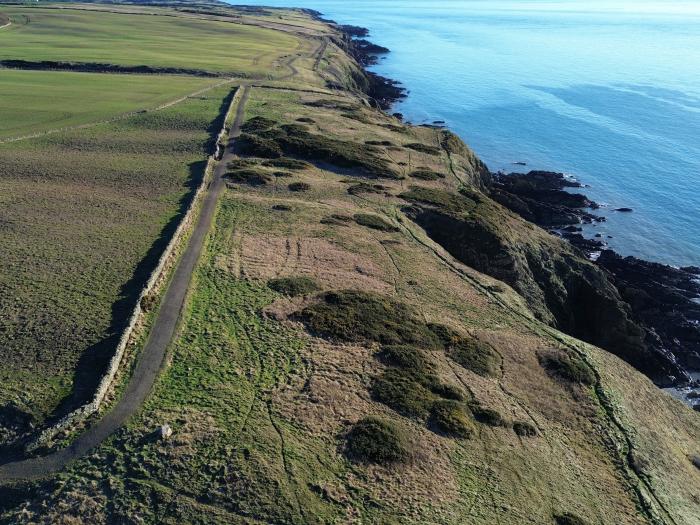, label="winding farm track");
[0,85,251,483]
